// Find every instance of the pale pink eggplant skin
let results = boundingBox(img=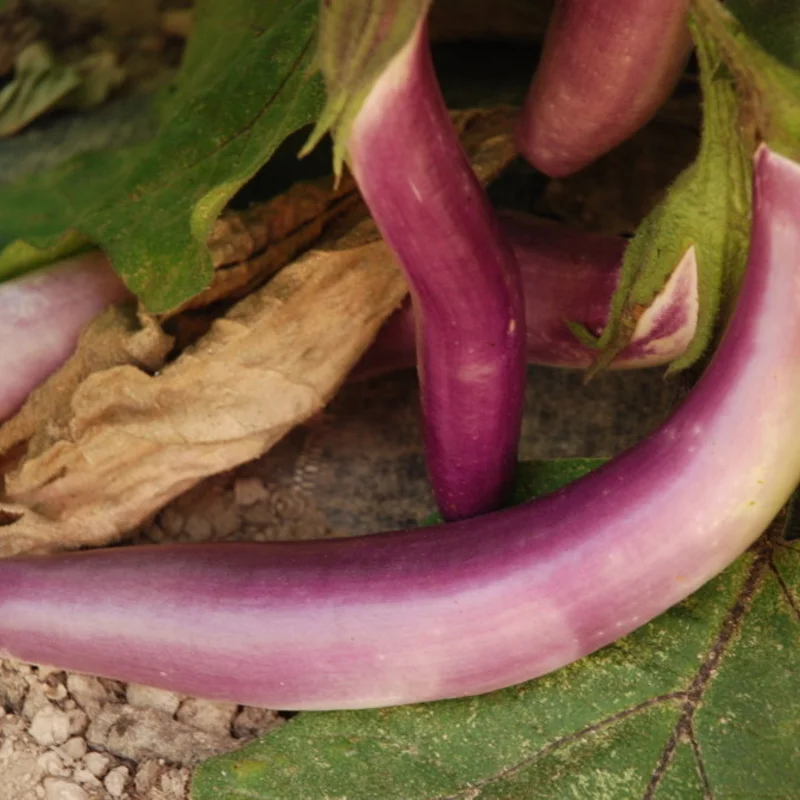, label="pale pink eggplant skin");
[346,21,527,520]
[517,0,691,177]
[353,212,698,379]
[0,147,797,712]
[0,253,130,420]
